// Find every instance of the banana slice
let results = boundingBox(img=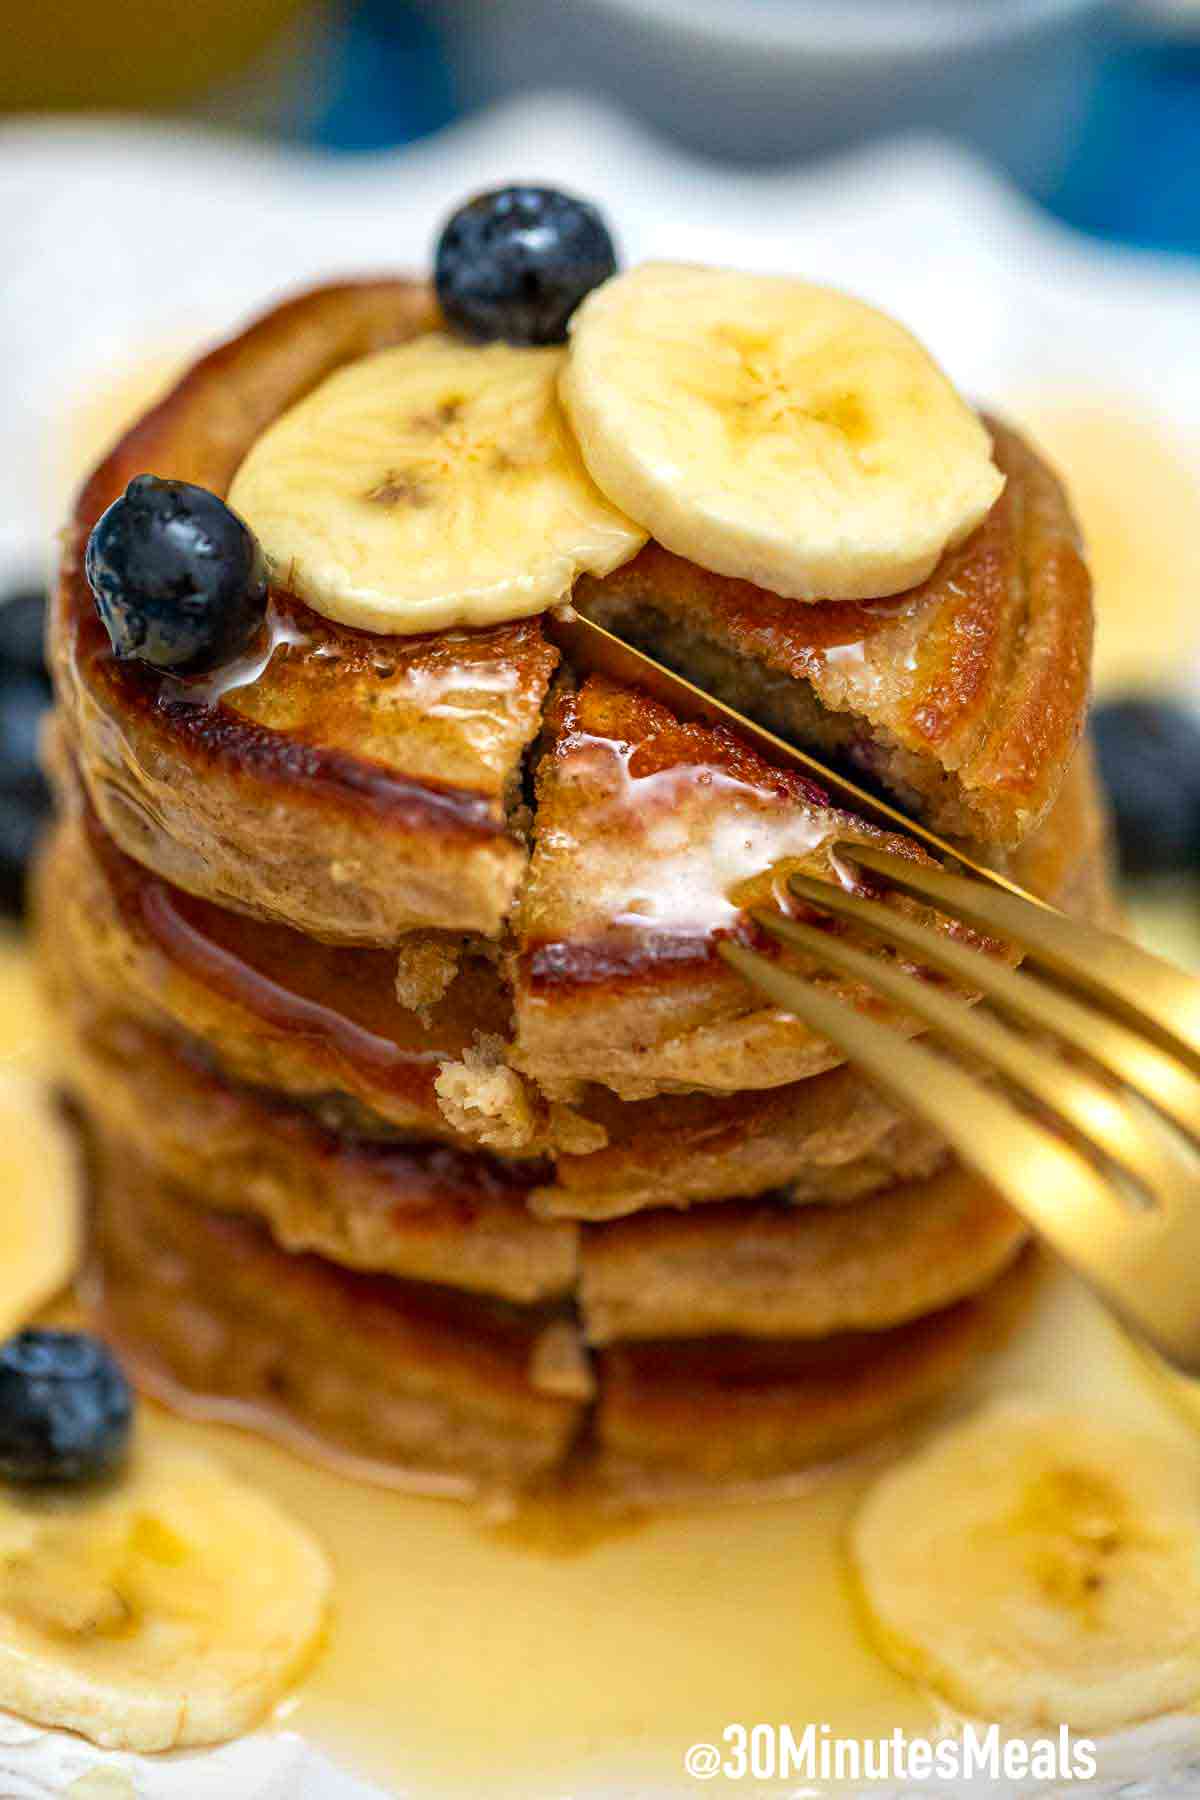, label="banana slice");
[561,262,1003,601]
[851,1401,1200,1731]
[0,1071,82,1336]
[0,1445,330,1750]
[227,332,646,634]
